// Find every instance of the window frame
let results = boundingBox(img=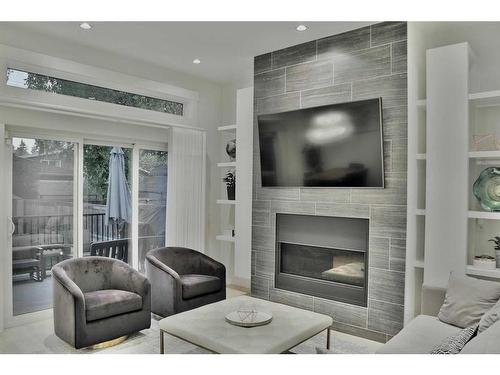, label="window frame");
[0,45,201,130]
[7,68,185,116]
